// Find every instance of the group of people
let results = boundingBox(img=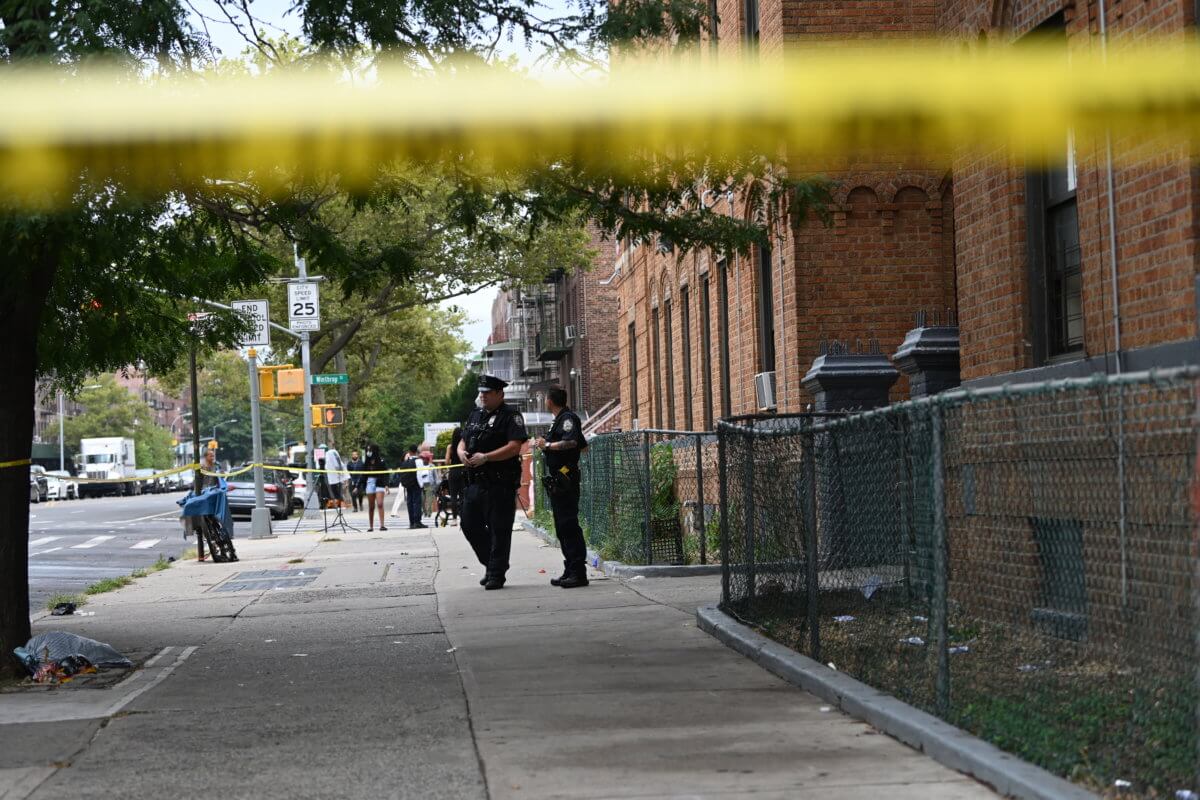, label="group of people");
[299,373,589,592]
